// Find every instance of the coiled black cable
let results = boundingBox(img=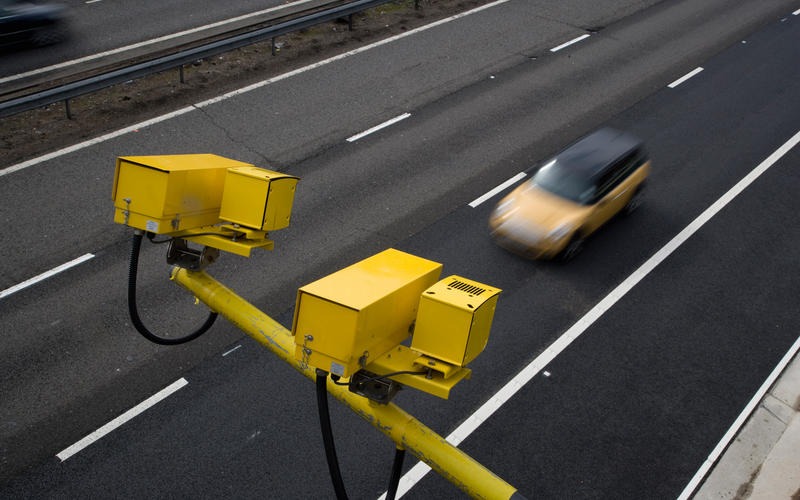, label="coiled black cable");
[316,369,349,500]
[128,231,217,345]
